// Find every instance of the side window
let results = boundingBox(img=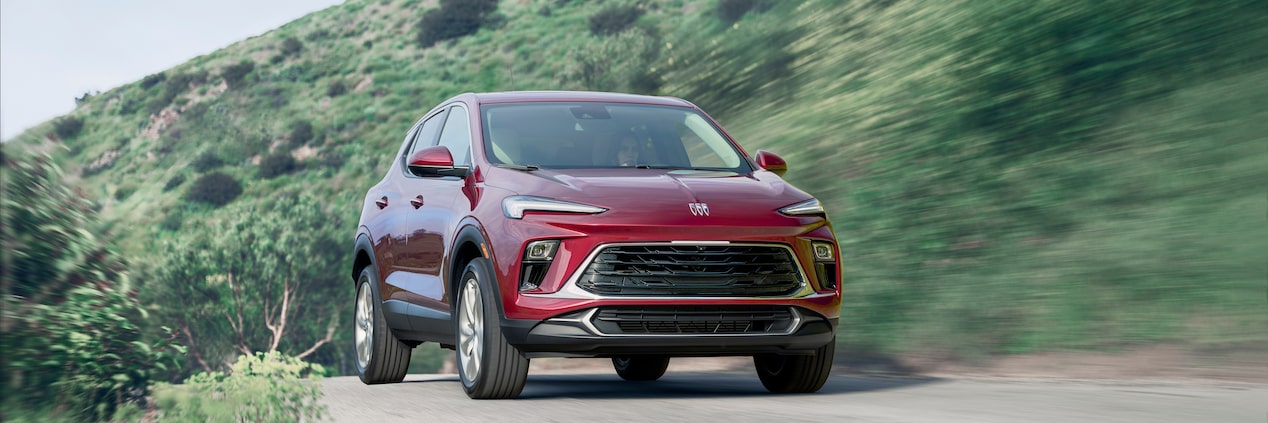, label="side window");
[436,105,472,166]
[407,109,448,159]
